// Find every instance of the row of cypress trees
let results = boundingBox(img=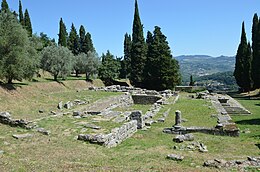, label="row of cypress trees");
[234,13,260,92]
[123,0,181,90]
[57,18,96,77]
